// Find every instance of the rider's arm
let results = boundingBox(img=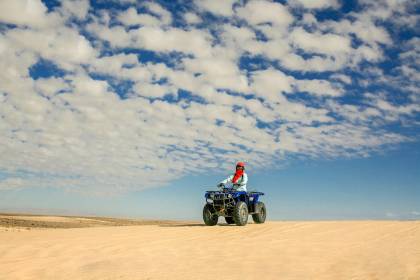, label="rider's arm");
[220,175,233,185]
